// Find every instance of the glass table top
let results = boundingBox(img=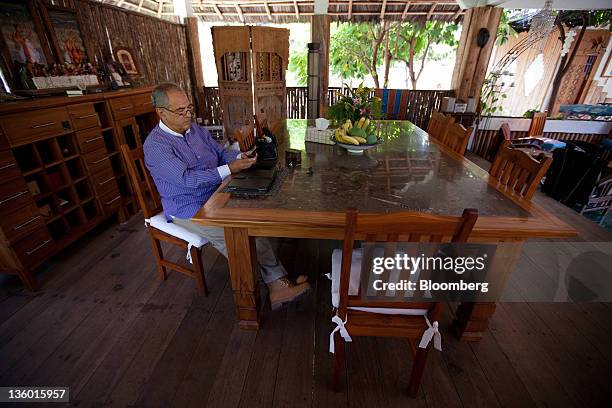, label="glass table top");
[225,120,531,218]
